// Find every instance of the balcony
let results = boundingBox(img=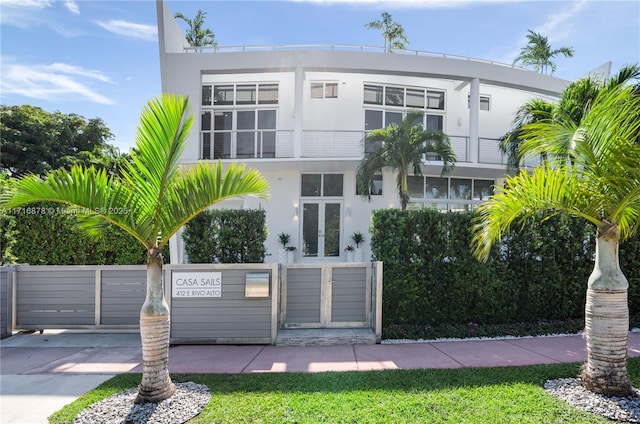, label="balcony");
[200,130,507,166]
